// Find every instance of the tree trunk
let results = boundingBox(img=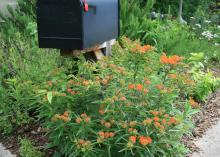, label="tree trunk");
[178,0,187,24]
